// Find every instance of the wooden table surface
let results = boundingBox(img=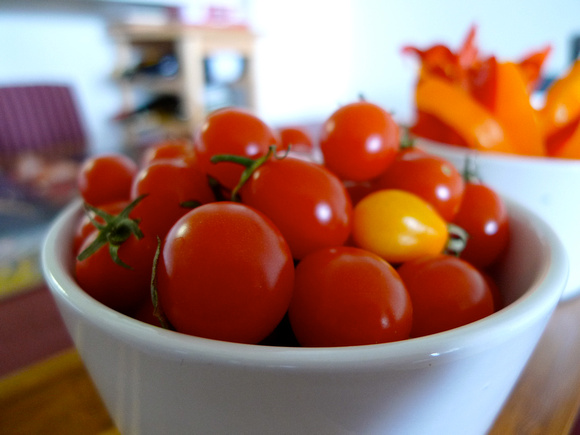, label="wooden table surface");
[3,295,580,435]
